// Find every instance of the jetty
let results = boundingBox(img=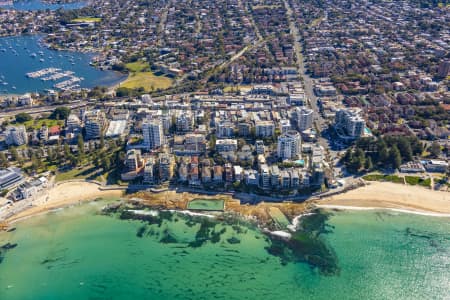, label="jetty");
[0,0,13,6]
[41,71,75,81]
[54,77,83,89]
[25,67,83,91]
[26,68,61,79]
